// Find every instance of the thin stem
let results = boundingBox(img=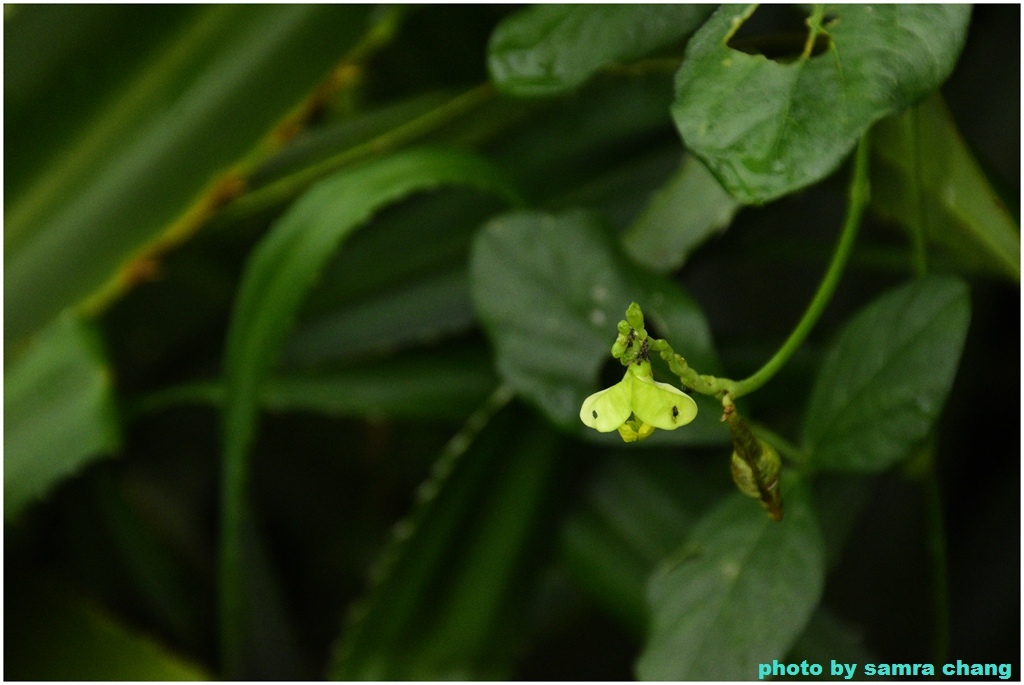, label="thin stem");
[730,133,871,399]
[907,105,929,277]
[923,463,951,663]
[218,83,495,224]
